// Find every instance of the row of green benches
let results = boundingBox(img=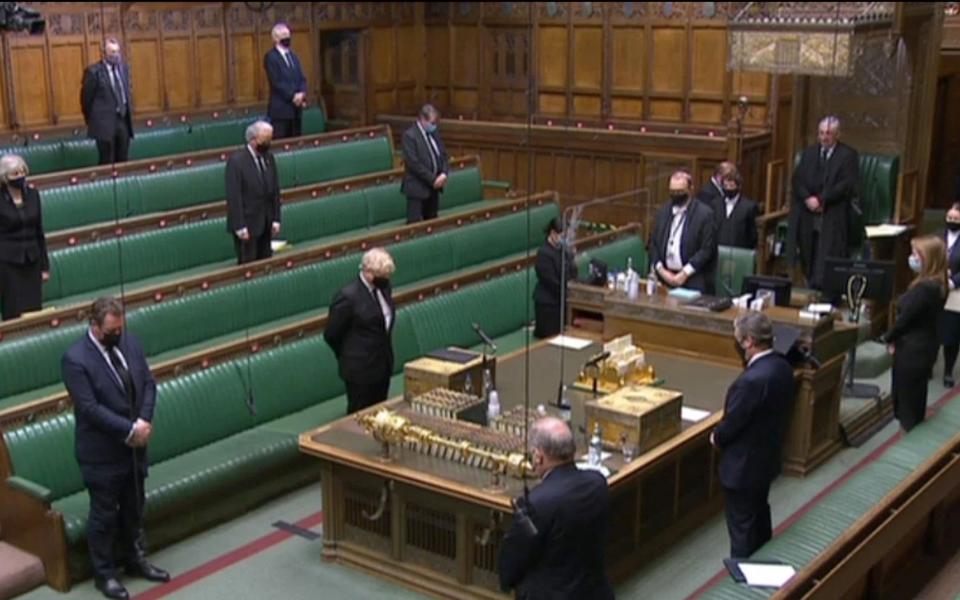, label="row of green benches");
[42,163,475,305]
[1,234,646,586]
[2,108,326,176]
[40,130,390,232]
[0,200,567,411]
